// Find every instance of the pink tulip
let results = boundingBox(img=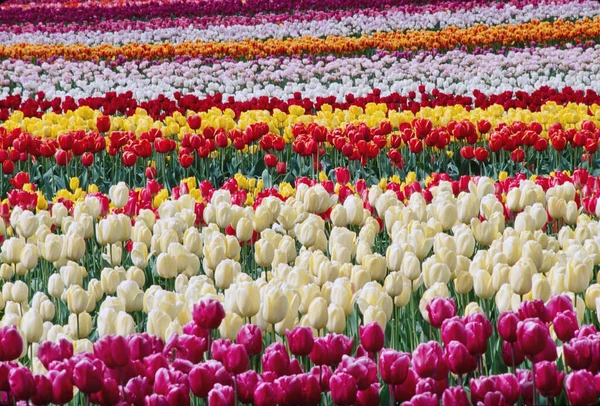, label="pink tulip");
[211,338,232,363]
[9,367,35,400]
[470,376,496,404]
[254,382,277,406]
[412,342,447,380]
[288,358,303,375]
[274,375,303,405]
[564,338,593,371]
[94,335,130,369]
[124,376,152,406]
[145,394,169,406]
[493,373,519,405]
[441,317,467,346]
[404,392,438,406]
[31,374,53,405]
[208,383,234,406]
[532,335,558,363]
[189,364,215,398]
[262,343,290,377]
[236,370,259,404]
[0,325,23,361]
[442,386,469,406]
[50,369,74,405]
[546,294,574,320]
[497,311,519,343]
[337,355,377,391]
[392,369,418,403]
[426,297,456,328]
[359,322,384,353]
[565,370,599,405]
[73,358,104,394]
[445,341,477,375]
[166,384,189,406]
[465,313,492,338]
[90,377,119,406]
[128,334,153,360]
[535,361,564,398]
[517,318,549,356]
[143,353,169,384]
[223,344,249,375]
[309,337,330,366]
[519,299,549,322]
[553,310,578,342]
[236,324,262,356]
[286,326,314,356]
[465,320,488,355]
[379,349,410,385]
[355,383,379,406]
[310,365,333,392]
[38,339,74,369]
[517,369,534,404]
[329,372,358,405]
[192,299,226,330]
